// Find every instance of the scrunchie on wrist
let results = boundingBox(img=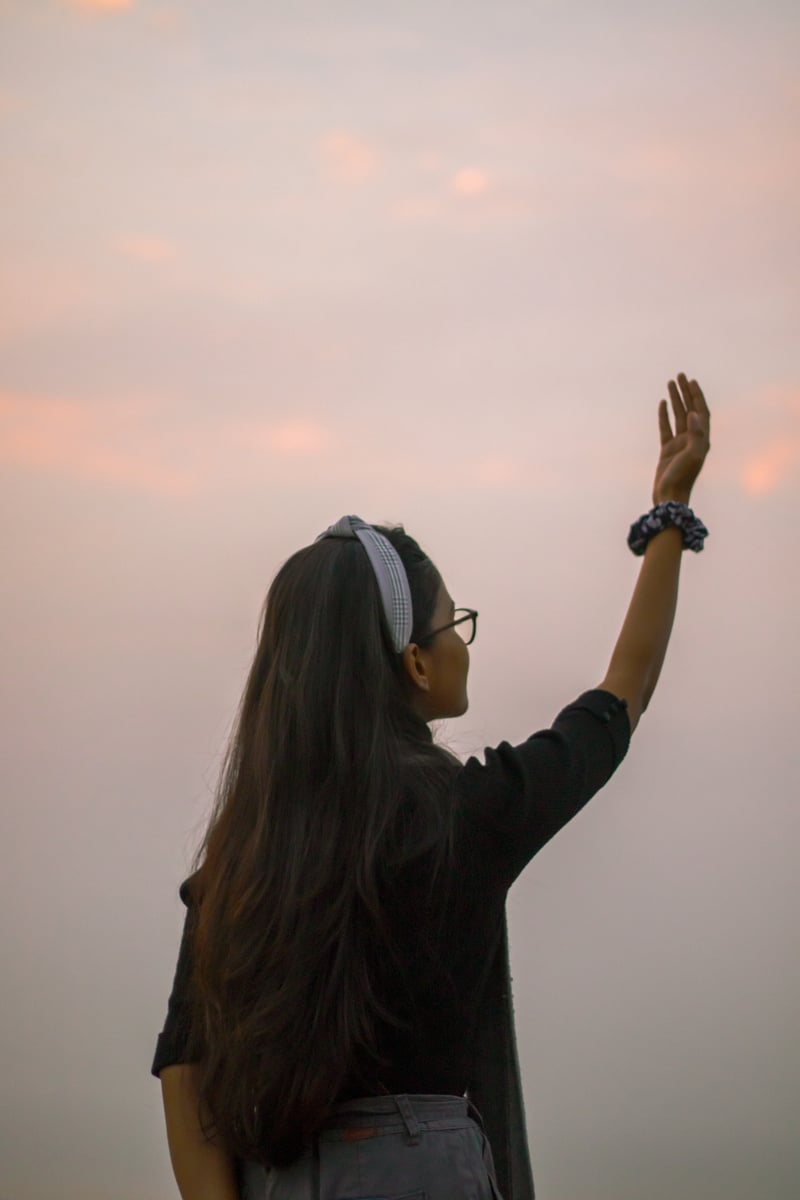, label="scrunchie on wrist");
[628,501,709,556]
